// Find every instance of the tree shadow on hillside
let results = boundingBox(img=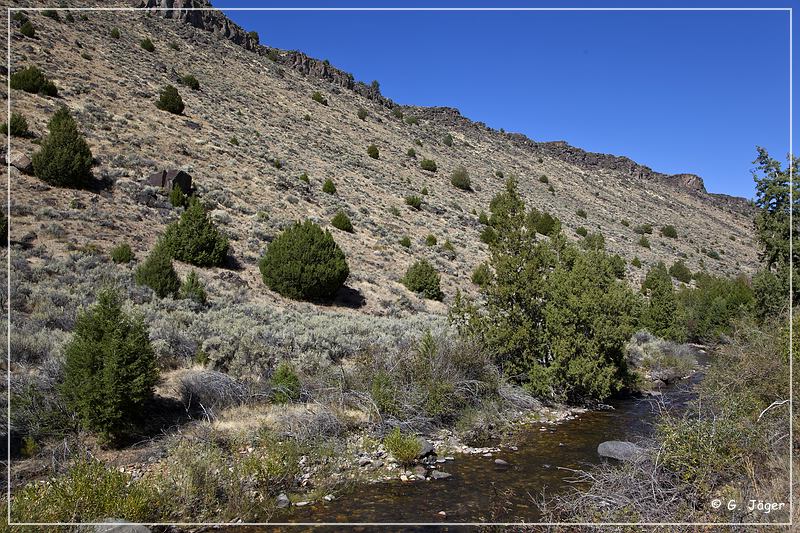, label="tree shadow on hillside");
[330,285,366,309]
